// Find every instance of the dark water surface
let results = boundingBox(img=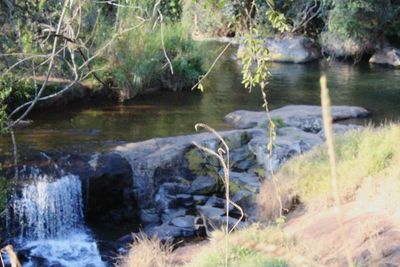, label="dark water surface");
[1,47,400,153]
